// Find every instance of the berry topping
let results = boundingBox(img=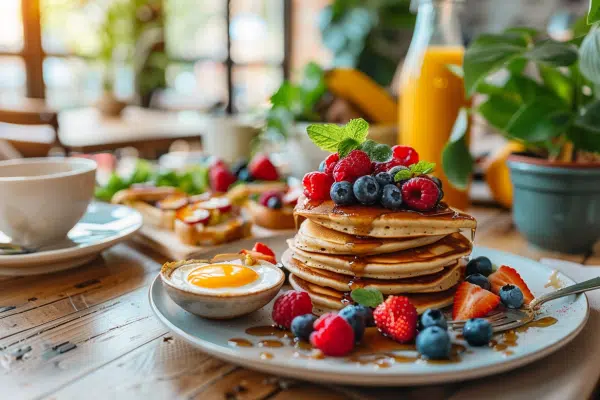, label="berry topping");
[401,177,440,211]
[380,184,403,210]
[259,190,282,207]
[249,154,279,181]
[209,166,237,193]
[231,160,248,177]
[354,304,375,327]
[272,290,313,329]
[374,171,393,187]
[353,175,380,205]
[252,242,275,258]
[499,284,524,309]
[330,181,356,205]
[373,296,418,343]
[416,326,451,360]
[463,318,493,346]
[302,171,334,201]
[372,158,405,174]
[267,196,283,209]
[419,308,448,331]
[239,249,276,264]
[179,207,210,225]
[428,175,443,189]
[196,197,233,213]
[157,195,189,211]
[389,165,410,177]
[310,313,355,356]
[237,168,254,182]
[488,265,534,304]
[392,145,419,166]
[322,153,340,176]
[466,256,494,277]
[465,273,491,290]
[332,150,372,183]
[338,305,367,342]
[452,281,500,321]
[291,314,317,341]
